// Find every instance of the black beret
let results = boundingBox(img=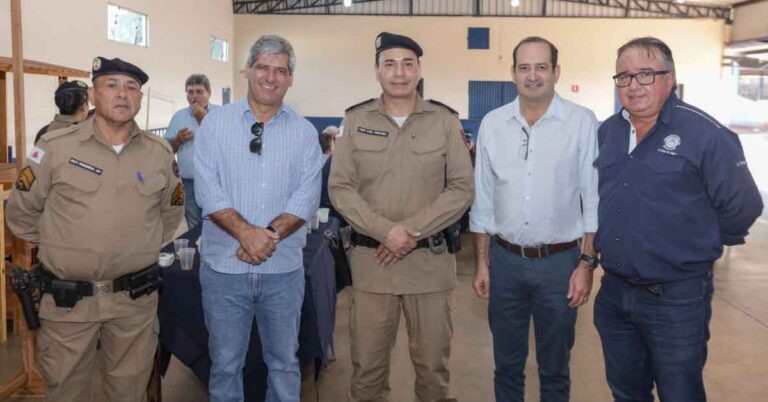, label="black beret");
[375,32,423,58]
[91,56,149,85]
[55,80,88,95]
